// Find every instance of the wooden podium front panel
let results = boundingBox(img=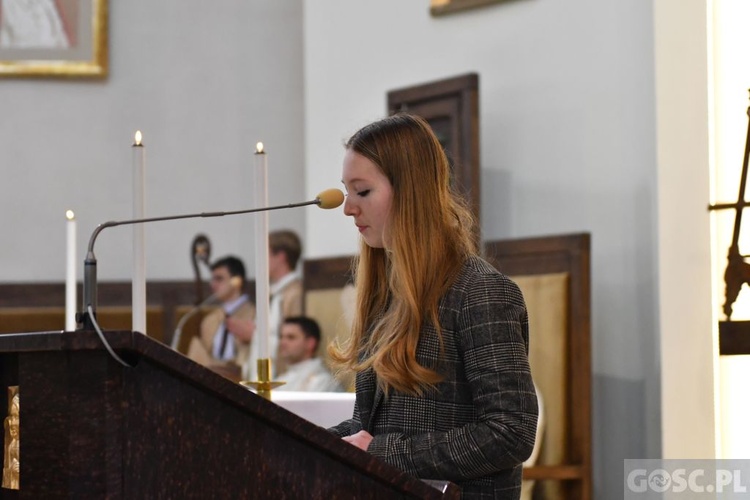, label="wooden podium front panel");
[13,349,125,498]
[0,331,456,499]
[119,357,396,498]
